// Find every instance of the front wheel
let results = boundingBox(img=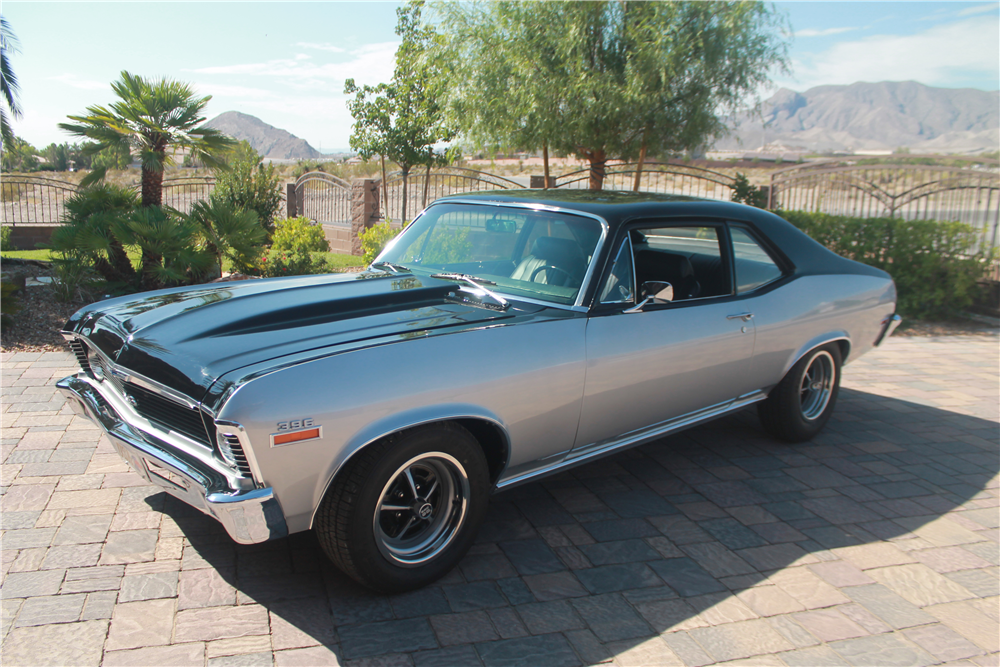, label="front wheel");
[758,344,842,442]
[315,423,489,592]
